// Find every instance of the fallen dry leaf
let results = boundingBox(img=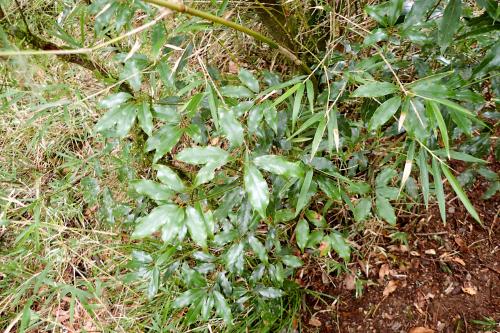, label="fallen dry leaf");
[462,282,477,295]
[378,264,390,282]
[309,316,322,327]
[383,280,398,297]
[343,274,356,290]
[451,257,466,266]
[228,61,239,74]
[454,236,468,252]
[424,249,436,255]
[409,327,435,333]
[410,251,421,257]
